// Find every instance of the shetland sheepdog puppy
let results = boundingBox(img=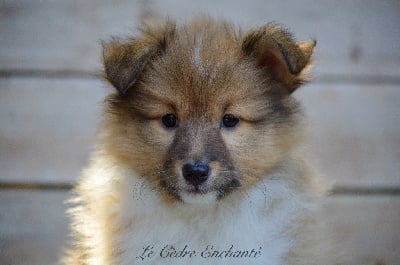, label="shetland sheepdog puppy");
[63,17,333,265]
